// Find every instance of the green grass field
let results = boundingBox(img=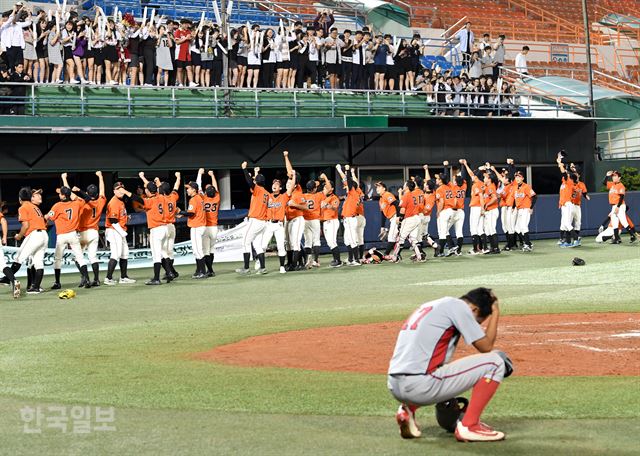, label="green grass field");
[1,238,639,455]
